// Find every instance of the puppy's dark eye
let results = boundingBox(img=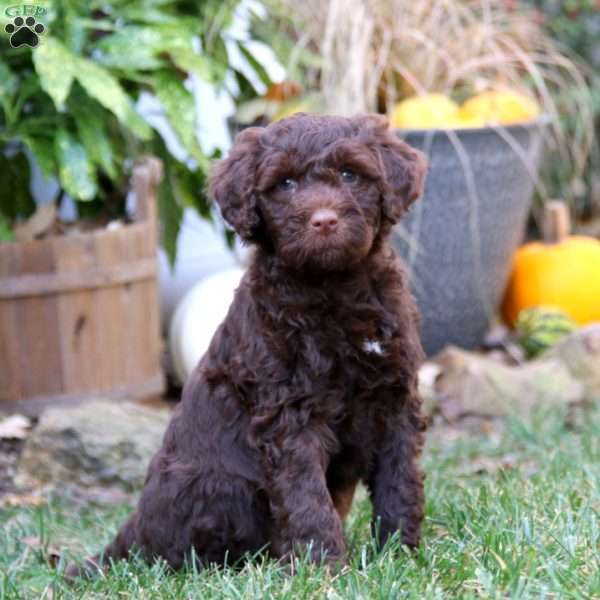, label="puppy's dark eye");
[341,169,358,184]
[278,177,298,192]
